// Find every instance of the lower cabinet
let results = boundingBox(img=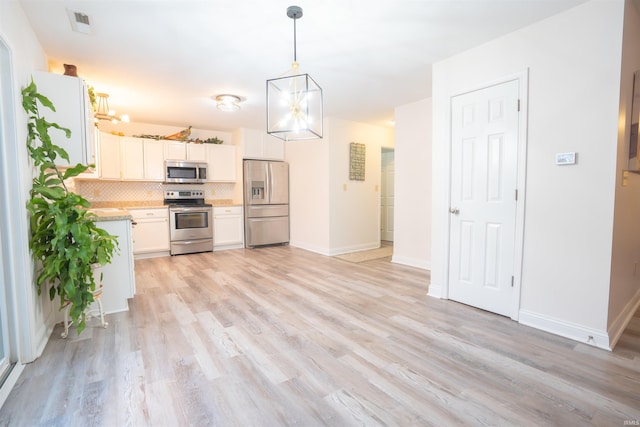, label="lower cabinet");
[213,206,244,250]
[94,219,136,313]
[130,208,171,259]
